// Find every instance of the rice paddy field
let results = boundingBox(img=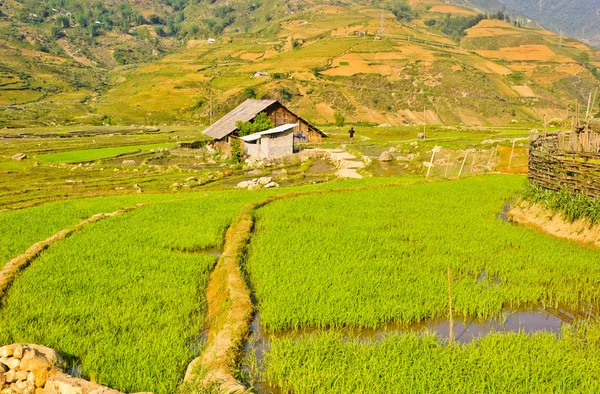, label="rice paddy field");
[38,143,177,164]
[0,191,267,393]
[1,126,598,393]
[244,175,600,392]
